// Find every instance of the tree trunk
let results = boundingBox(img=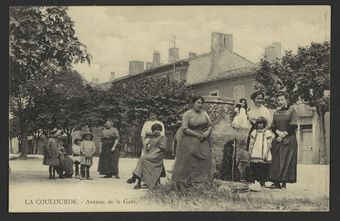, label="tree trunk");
[20,134,29,159]
[317,109,327,164]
